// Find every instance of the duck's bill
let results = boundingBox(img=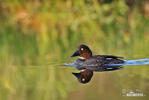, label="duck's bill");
[71,50,79,57]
